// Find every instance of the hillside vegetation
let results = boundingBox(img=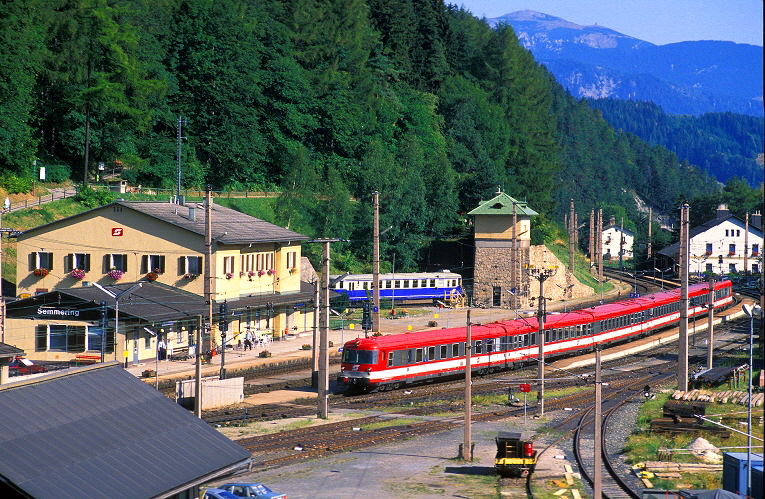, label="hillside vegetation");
[2,0,758,273]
